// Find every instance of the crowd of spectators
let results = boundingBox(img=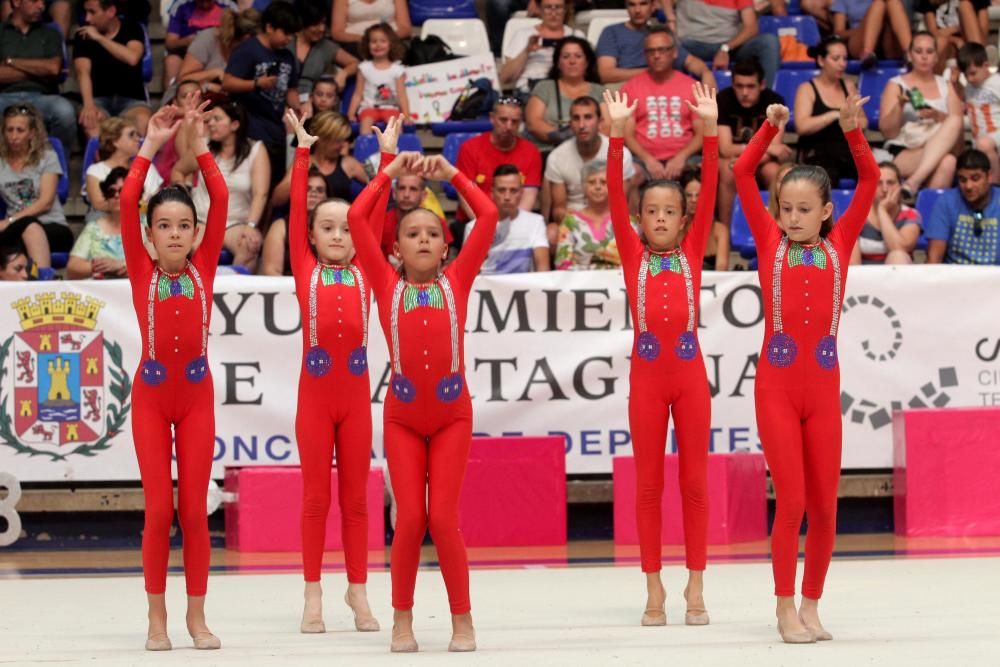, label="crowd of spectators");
[2,0,1000,283]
